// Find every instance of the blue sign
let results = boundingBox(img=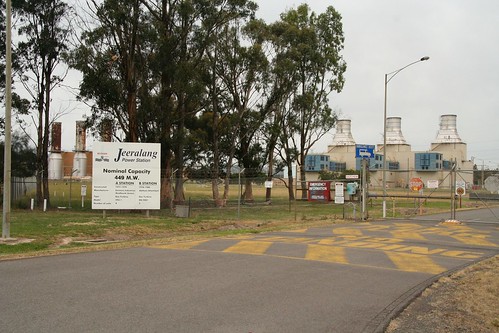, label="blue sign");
[355,144,375,158]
